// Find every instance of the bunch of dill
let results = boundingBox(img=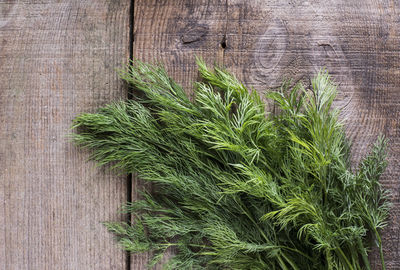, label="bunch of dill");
[72,59,390,270]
